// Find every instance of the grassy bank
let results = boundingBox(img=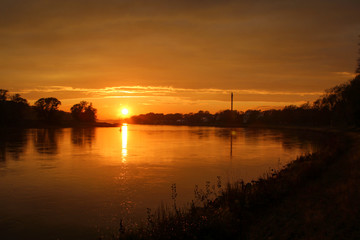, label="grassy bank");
[114,131,360,240]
